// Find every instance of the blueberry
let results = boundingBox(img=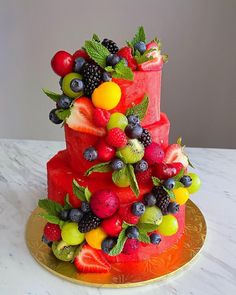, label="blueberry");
[102,72,112,82]
[74,57,86,73]
[59,209,70,221]
[111,158,125,171]
[127,115,140,126]
[131,202,145,216]
[163,178,175,190]
[143,193,156,206]
[106,54,120,66]
[180,175,192,187]
[134,160,148,173]
[125,124,143,139]
[125,226,139,239]
[69,208,84,223]
[49,109,63,124]
[167,202,180,214]
[57,95,73,109]
[150,233,161,245]
[83,147,98,162]
[134,41,146,54]
[41,235,52,247]
[101,237,117,254]
[81,201,90,213]
[70,79,84,92]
